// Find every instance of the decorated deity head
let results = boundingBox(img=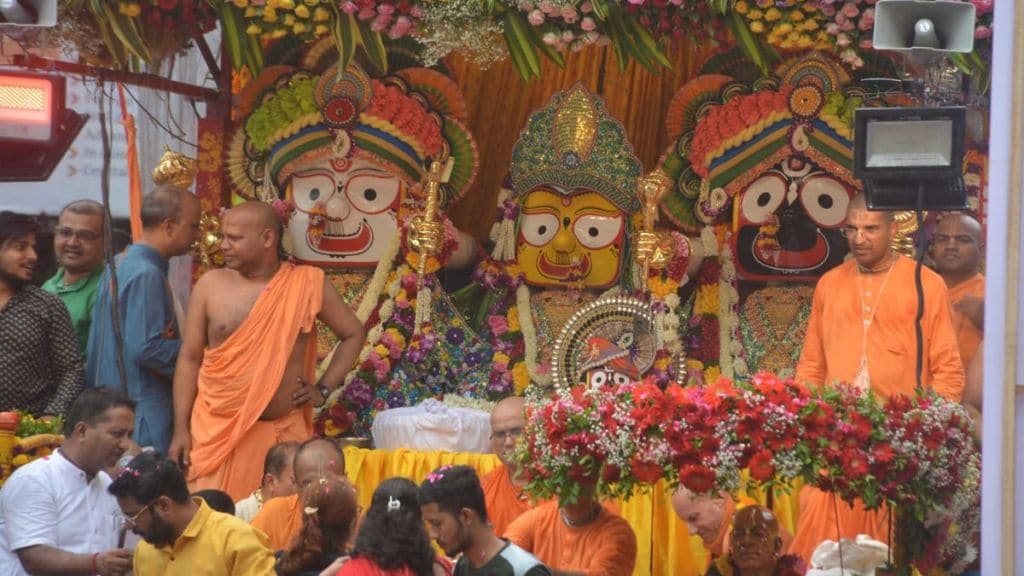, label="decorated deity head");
[509,85,642,289]
[576,336,640,388]
[660,54,872,281]
[228,61,477,268]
